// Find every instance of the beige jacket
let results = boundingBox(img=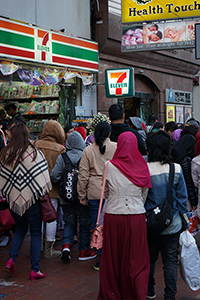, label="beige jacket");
[35,120,65,198]
[77,138,117,200]
[105,162,148,215]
